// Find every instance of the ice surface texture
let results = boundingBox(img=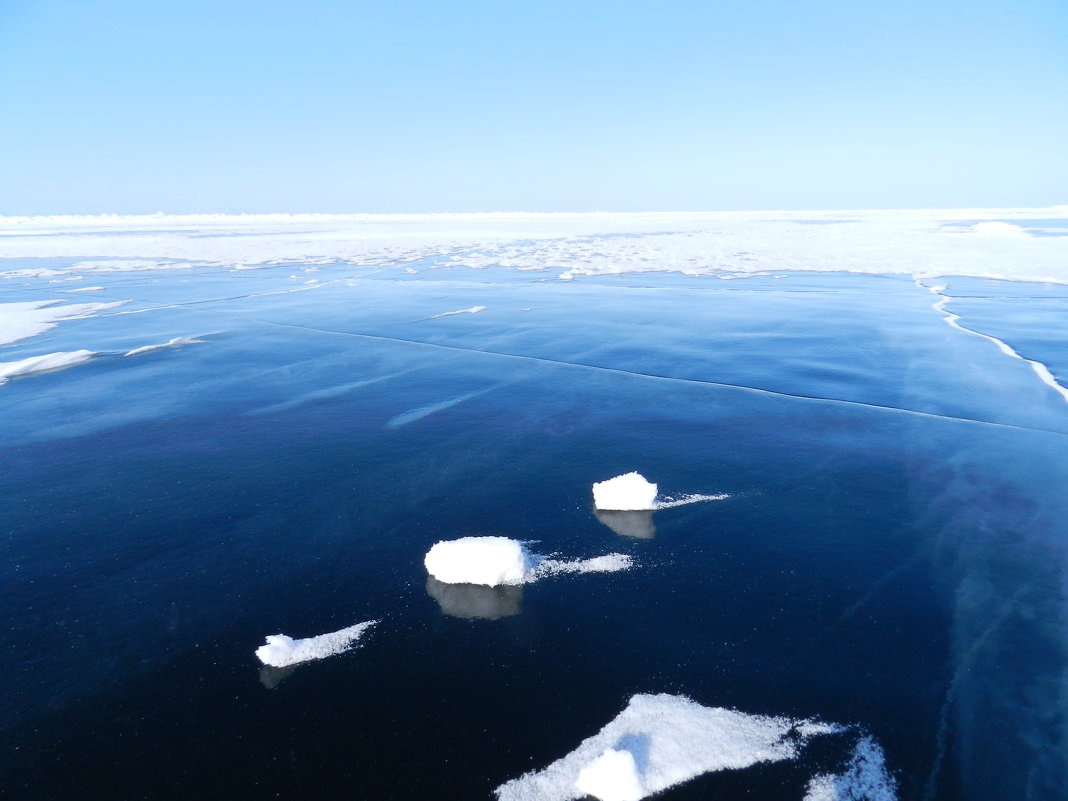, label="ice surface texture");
[495,693,870,801]
[255,620,378,668]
